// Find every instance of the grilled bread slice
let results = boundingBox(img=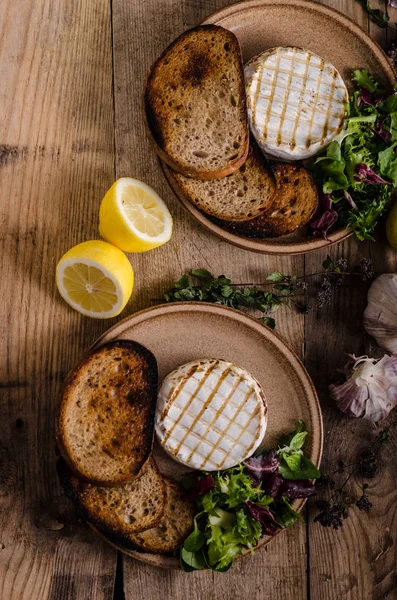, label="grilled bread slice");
[57,457,166,534]
[168,142,275,221]
[99,479,195,554]
[214,164,318,237]
[144,25,249,180]
[56,340,158,486]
